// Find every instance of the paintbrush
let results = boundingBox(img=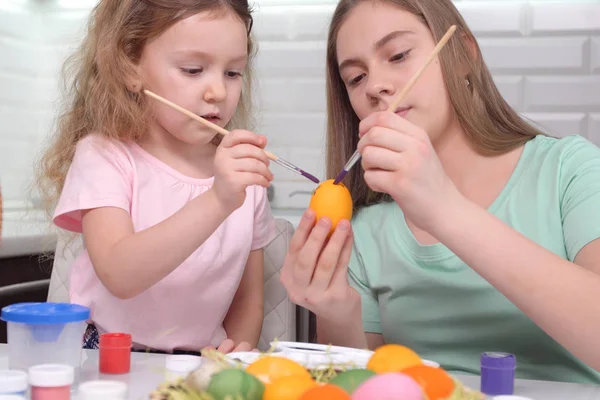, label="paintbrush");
[144,90,320,184]
[333,25,457,185]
